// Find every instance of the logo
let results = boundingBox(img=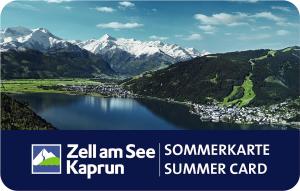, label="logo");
[31,144,61,174]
